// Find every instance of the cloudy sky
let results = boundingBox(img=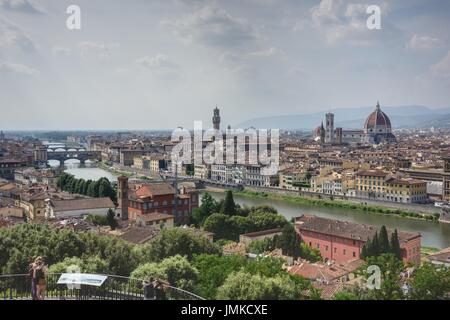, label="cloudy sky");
[1,0,450,130]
